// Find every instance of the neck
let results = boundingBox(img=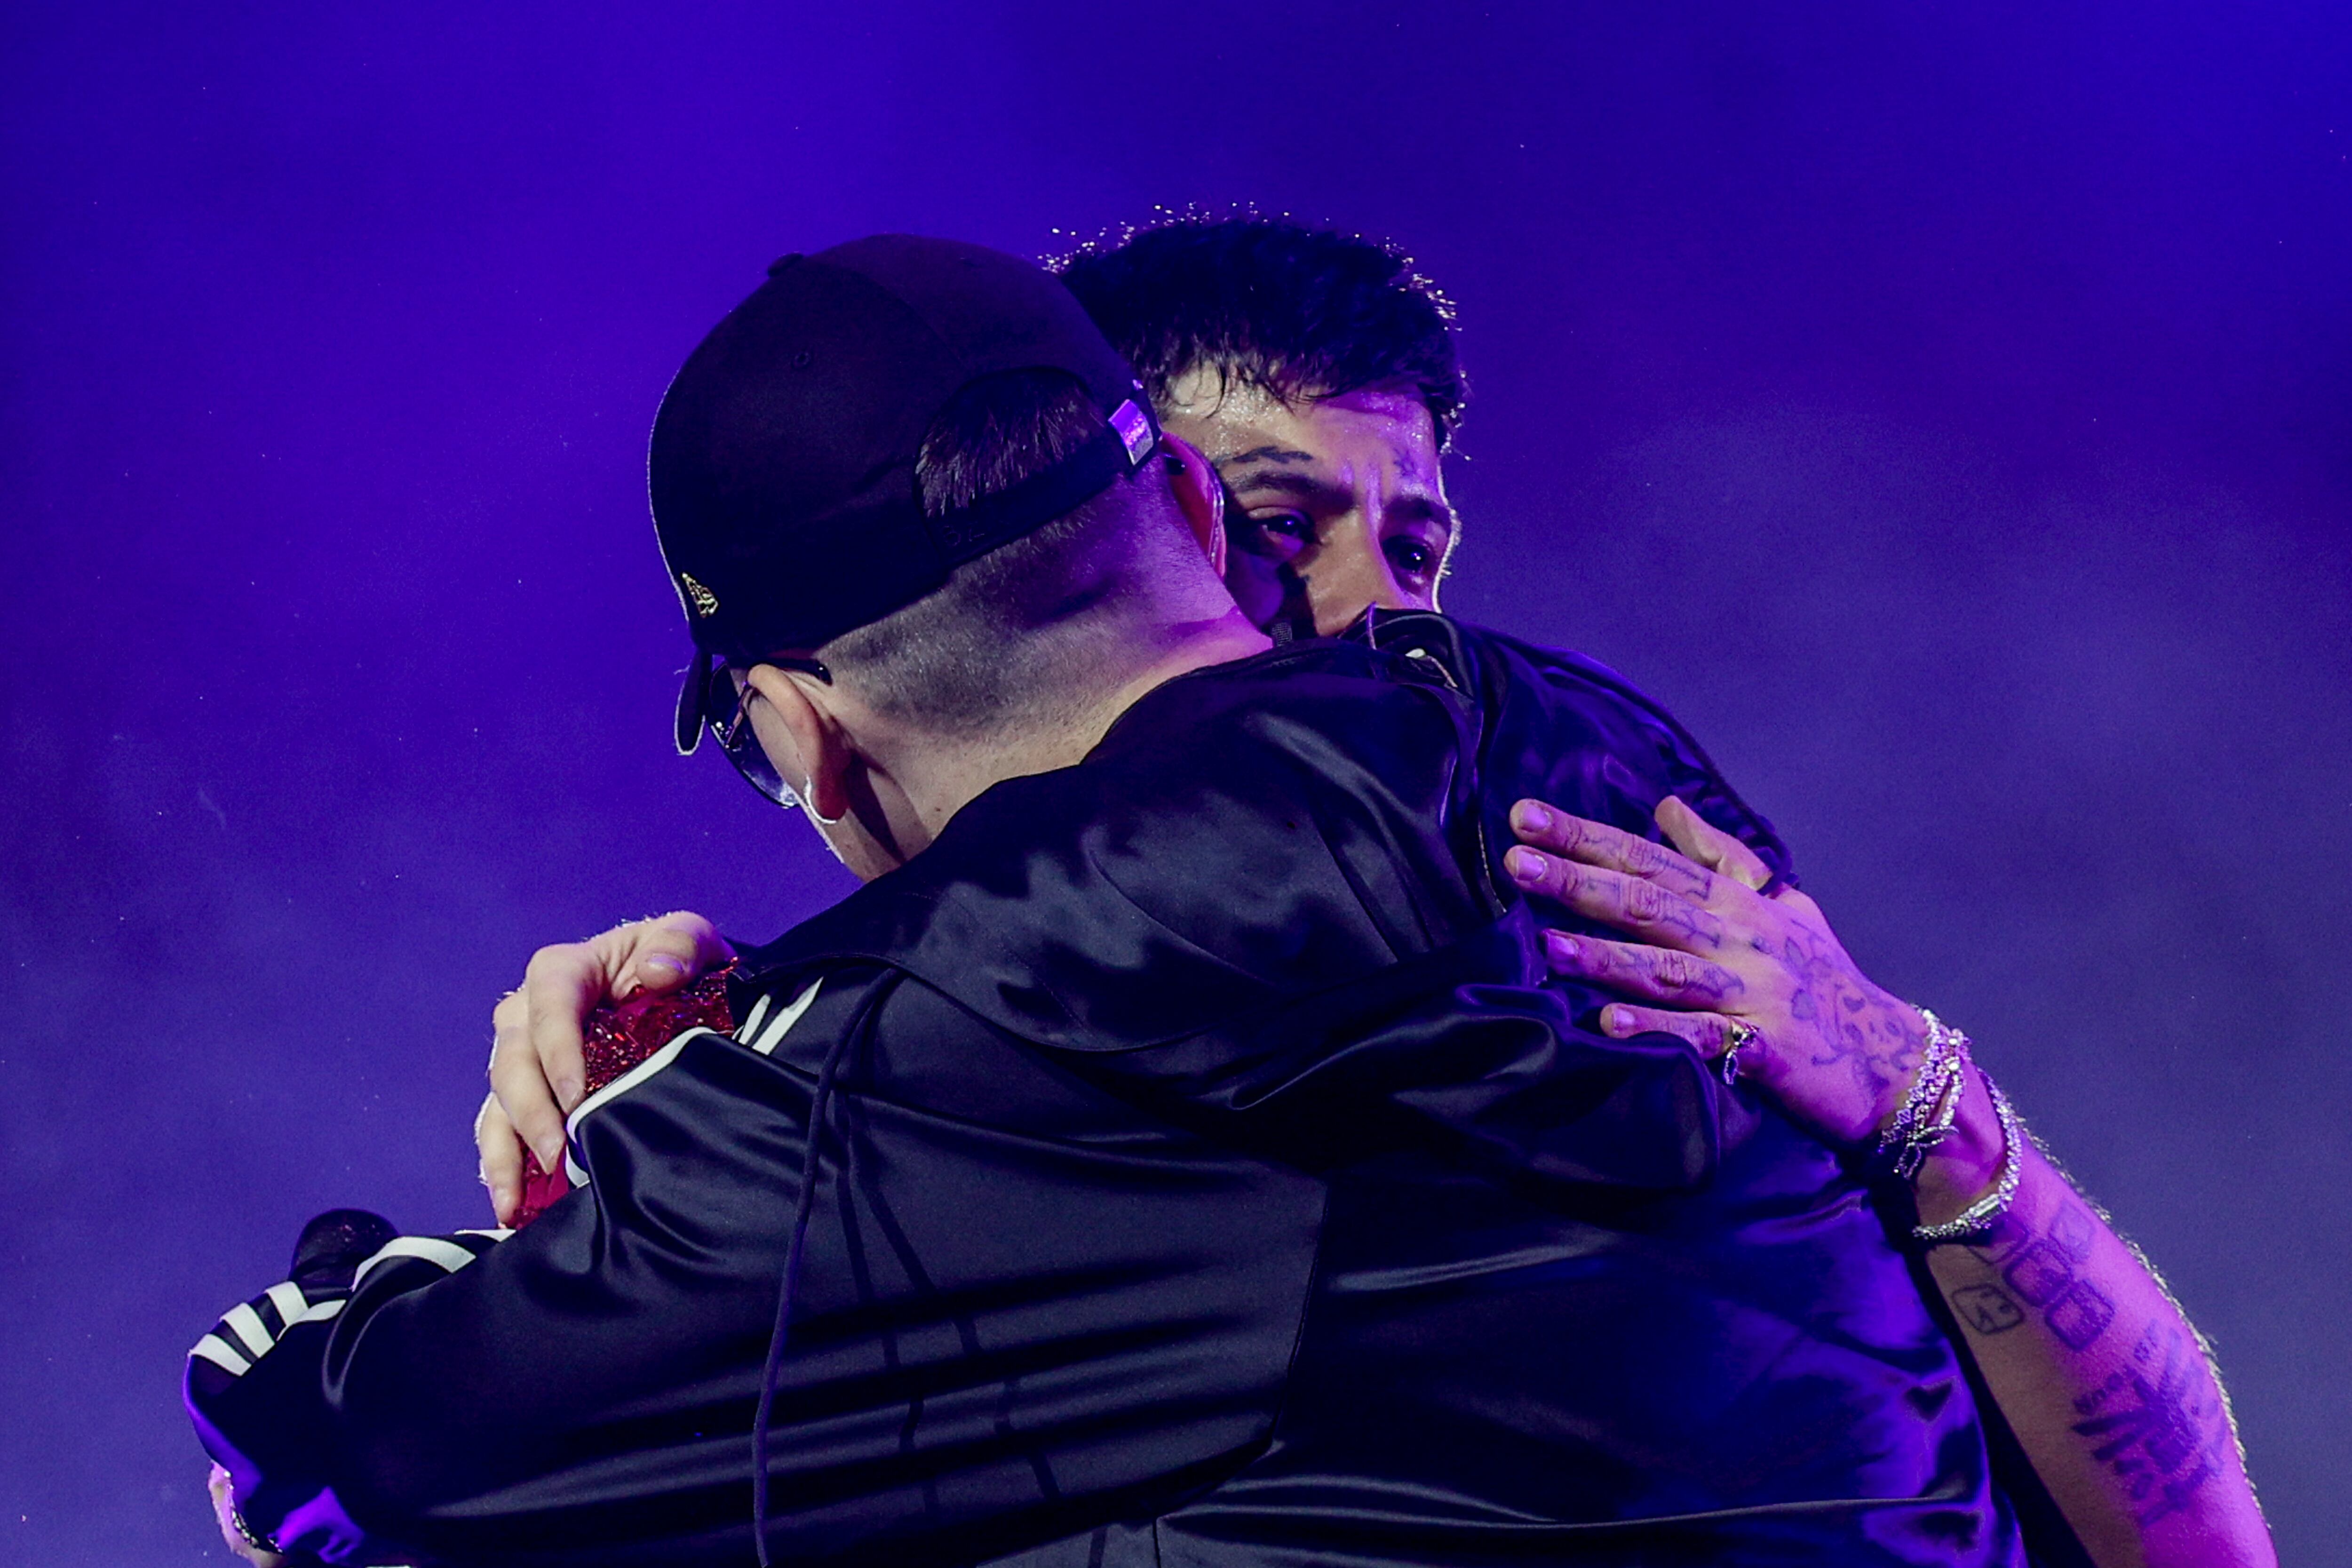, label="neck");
[888,605,1271,852]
